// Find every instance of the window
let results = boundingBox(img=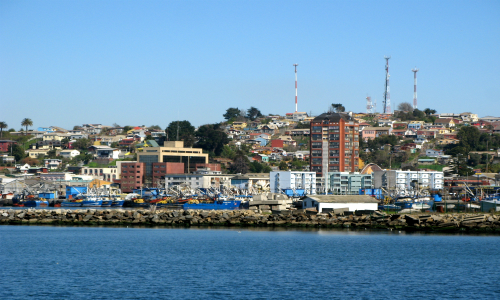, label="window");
[312,142,322,148]
[329,142,339,148]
